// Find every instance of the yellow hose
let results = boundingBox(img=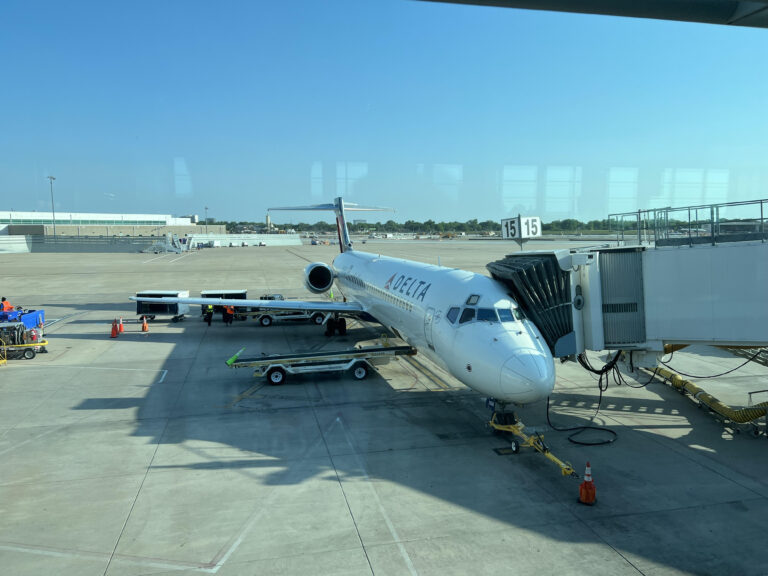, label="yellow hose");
[656,368,768,423]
